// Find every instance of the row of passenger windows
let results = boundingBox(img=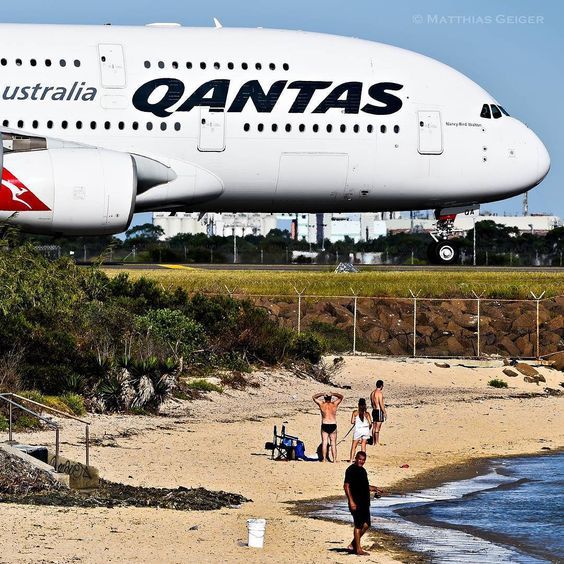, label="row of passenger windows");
[2,119,181,132]
[243,123,400,134]
[144,60,290,71]
[0,58,81,68]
